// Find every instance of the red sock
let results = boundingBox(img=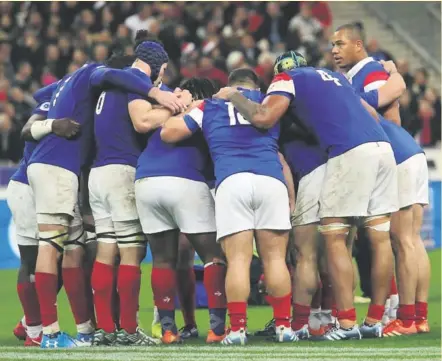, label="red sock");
[176,268,196,326]
[331,306,338,318]
[35,272,58,327]
[366,304,385,323]
[117,265,141,334]
[311,282,322,309]
[17,282,41,326]
[83,267,96,327]
[204,263,227,309]
[272,293,291,328]
[415,302,428,321]
[63,267,90,325]
[228,302,247,331]
[390,276,398,295]
[265,294,275,305]
[112,270,120,328]
[91,262,116,333]
[397,304,415,327]
[320,272,335,310]
[291,303,310,331]
[337,308,357,326]
[151,268,176,310]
